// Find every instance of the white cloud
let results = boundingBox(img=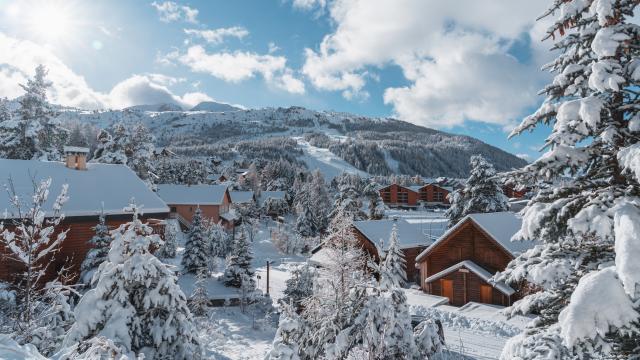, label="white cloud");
[0,32,214,110]
[302,0,552,128]
[175,45,305,94]
[184,26,249,44]
[151,1,198,23]
[268,42,280,54]
[291,0,327,11]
